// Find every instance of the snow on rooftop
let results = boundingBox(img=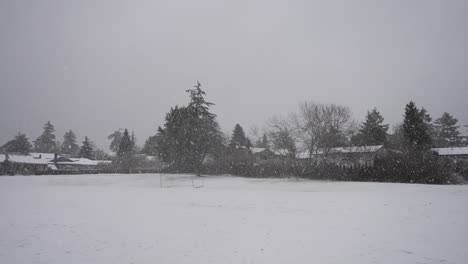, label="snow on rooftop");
[323,145,384,154]
[432,147,468,156]
[67,158,112,166]
[0,153,111,166]
[250,147,268,154]
[251,145,384,158]
[29,153,55,160]
[0,154,50,165]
